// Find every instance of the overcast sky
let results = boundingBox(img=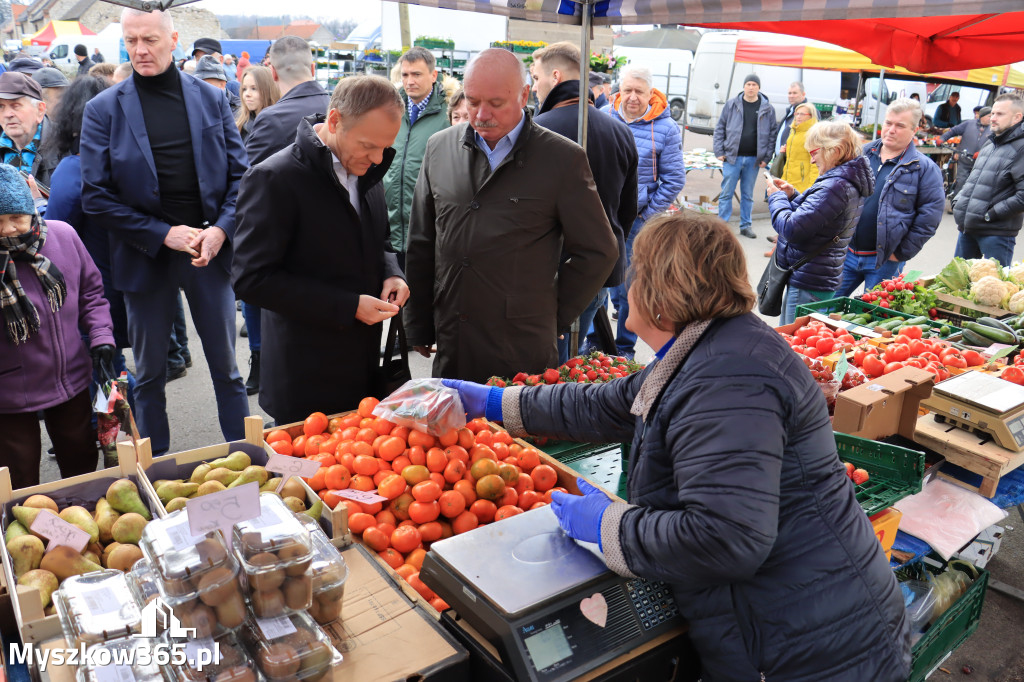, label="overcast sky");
[196,0,384,25]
